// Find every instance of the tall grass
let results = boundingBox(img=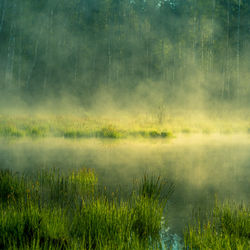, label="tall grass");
[0,115,176,139]
[0,168,172,249]
[184,200,250,249]
[1,113,250,139]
